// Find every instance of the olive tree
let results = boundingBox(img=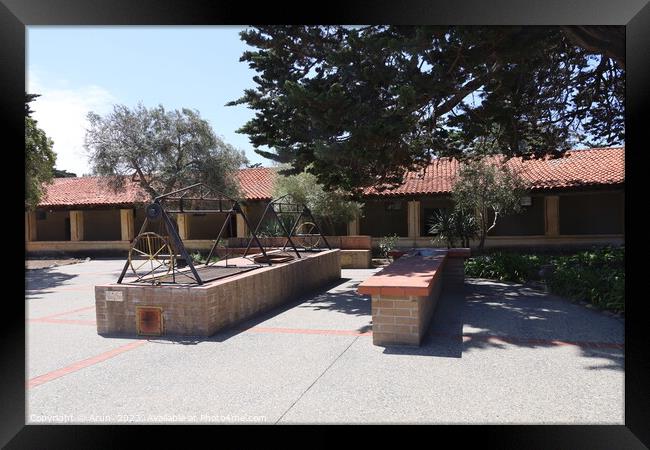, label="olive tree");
[452,158,527,251]
[85,103,248,198]
[272,168,363,235]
